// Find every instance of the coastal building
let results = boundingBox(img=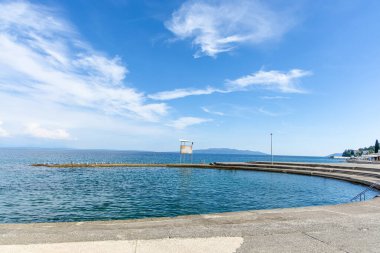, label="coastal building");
[361,153,380,162]
[347,153,380,163]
